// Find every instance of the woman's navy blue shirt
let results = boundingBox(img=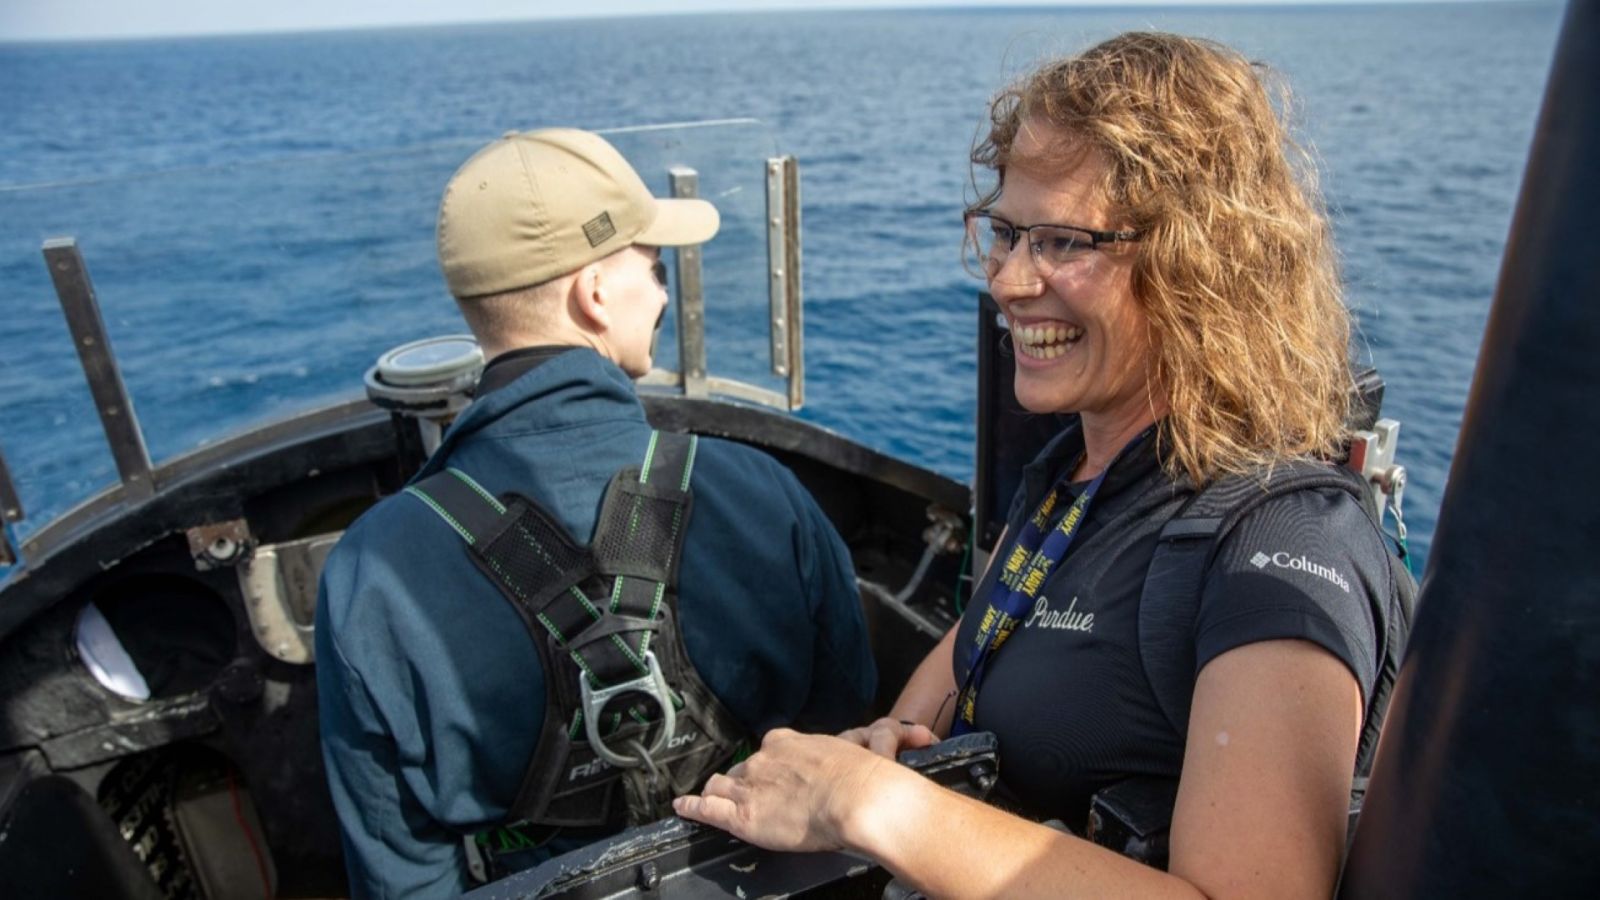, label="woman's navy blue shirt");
[955,419,1388,828]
